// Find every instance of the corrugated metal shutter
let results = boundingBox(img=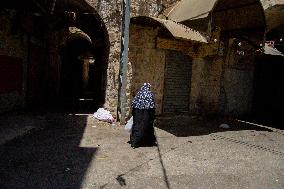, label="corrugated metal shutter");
[163,51,192,113]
